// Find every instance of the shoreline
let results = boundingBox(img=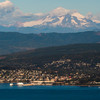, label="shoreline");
[69,85,100,87]
[0,83,100,87]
